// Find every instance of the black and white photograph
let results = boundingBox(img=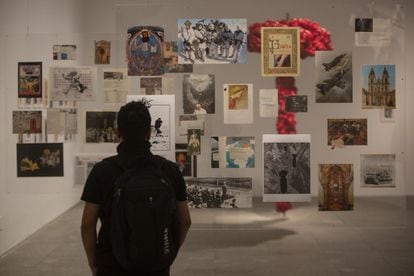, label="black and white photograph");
[186,177,252,208]
[175,143,195,178]
[85,111,118,143]
[263,134,311,202]
[355,18,391,47]
[12,110,42,134]
[178,18,247,64]
[127,95,176,161]
[140,77,162,95]
[285,95,308,112]
[183,74,215,114]
[315,50,352,103]
[17,143,64,177]
[361,154,396,187]
[187,129,201,156]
